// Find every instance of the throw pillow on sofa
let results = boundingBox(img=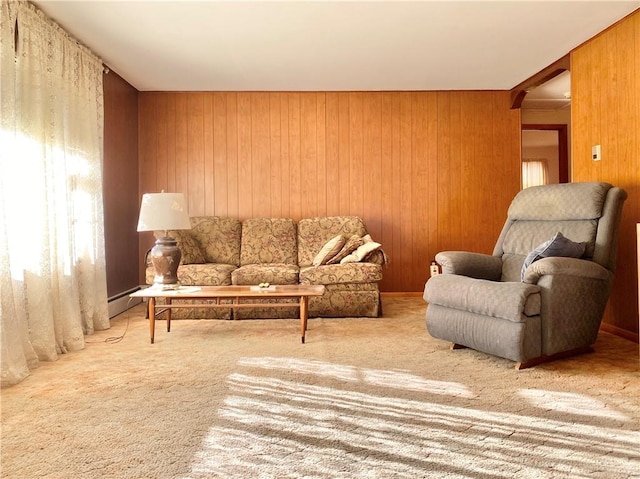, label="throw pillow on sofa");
[327,234,365,265]
[340,235,382,264]
[312,234,346,266]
